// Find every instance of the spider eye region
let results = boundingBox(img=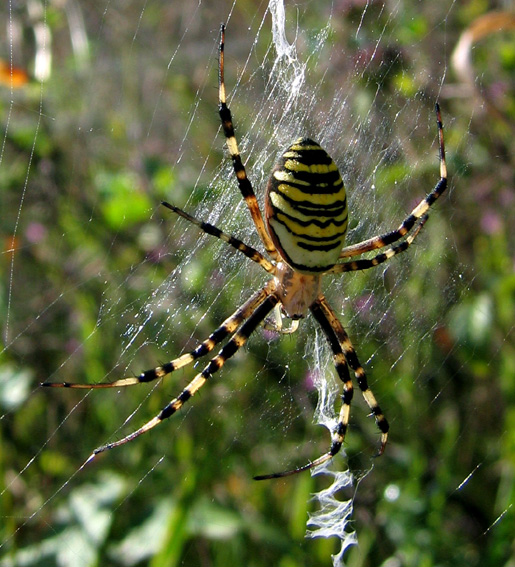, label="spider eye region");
[265,138,348,274]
